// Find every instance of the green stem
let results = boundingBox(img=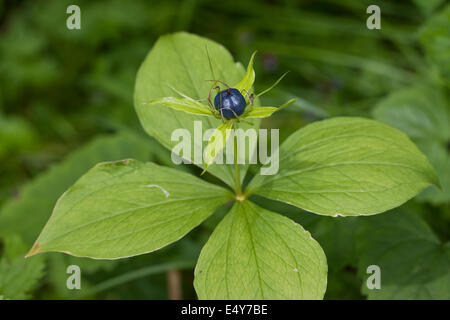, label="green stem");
[234,121,243,196]
[234,157,242,195]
